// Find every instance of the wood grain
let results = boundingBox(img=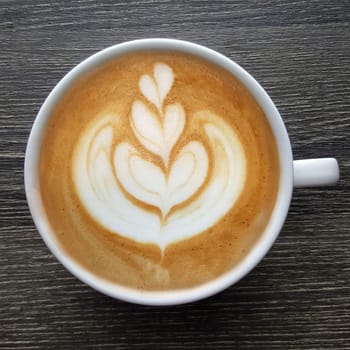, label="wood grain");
[0,0,349,349]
